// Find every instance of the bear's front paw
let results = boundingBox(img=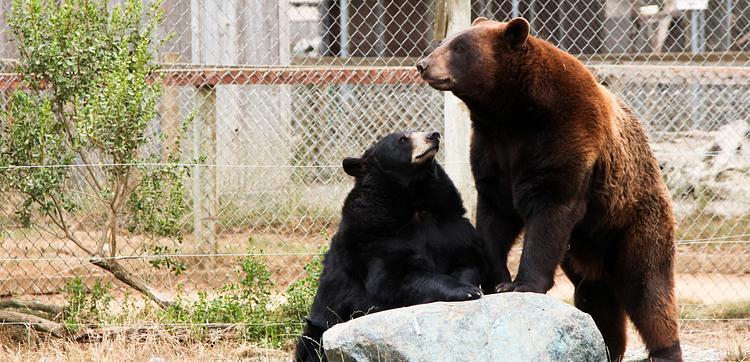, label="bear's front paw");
[494,281,545,294]
[446,285,483,301]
